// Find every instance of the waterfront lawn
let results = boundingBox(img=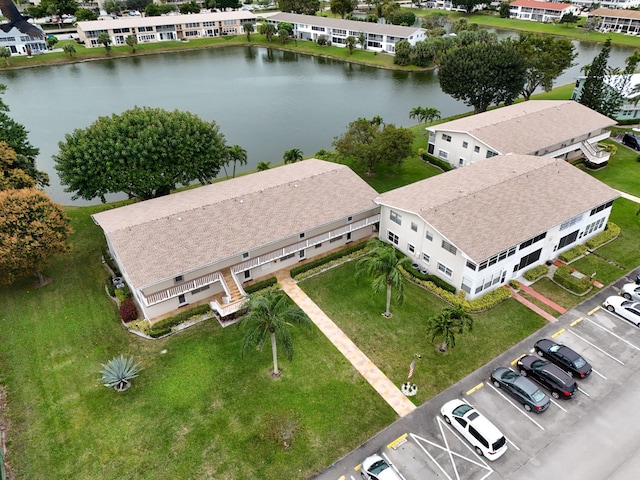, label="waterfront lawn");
[299,261,548,401]
[580,140,640,198]
[0,205,396,480]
